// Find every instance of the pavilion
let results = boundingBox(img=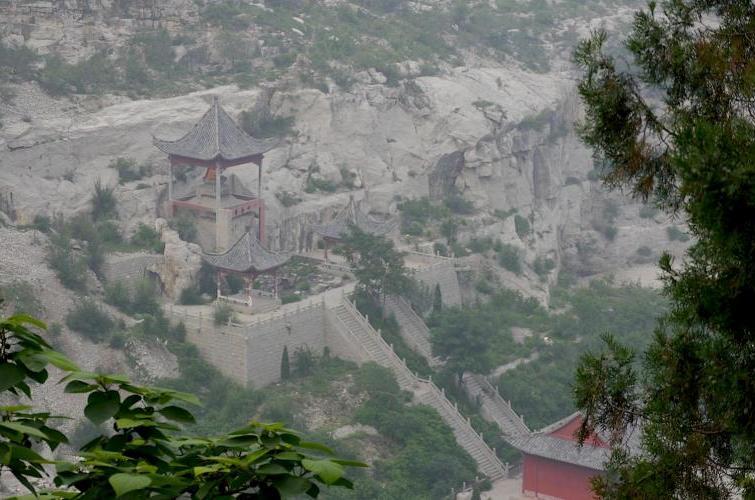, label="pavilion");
[202,230,290,307]
[154,96,279,251]
[310,196,398,260]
